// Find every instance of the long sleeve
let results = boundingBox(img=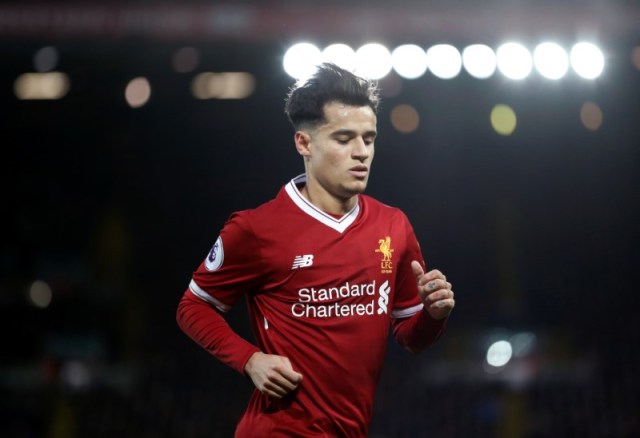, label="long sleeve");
[176,289,260,374]
[392,309,448,353]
